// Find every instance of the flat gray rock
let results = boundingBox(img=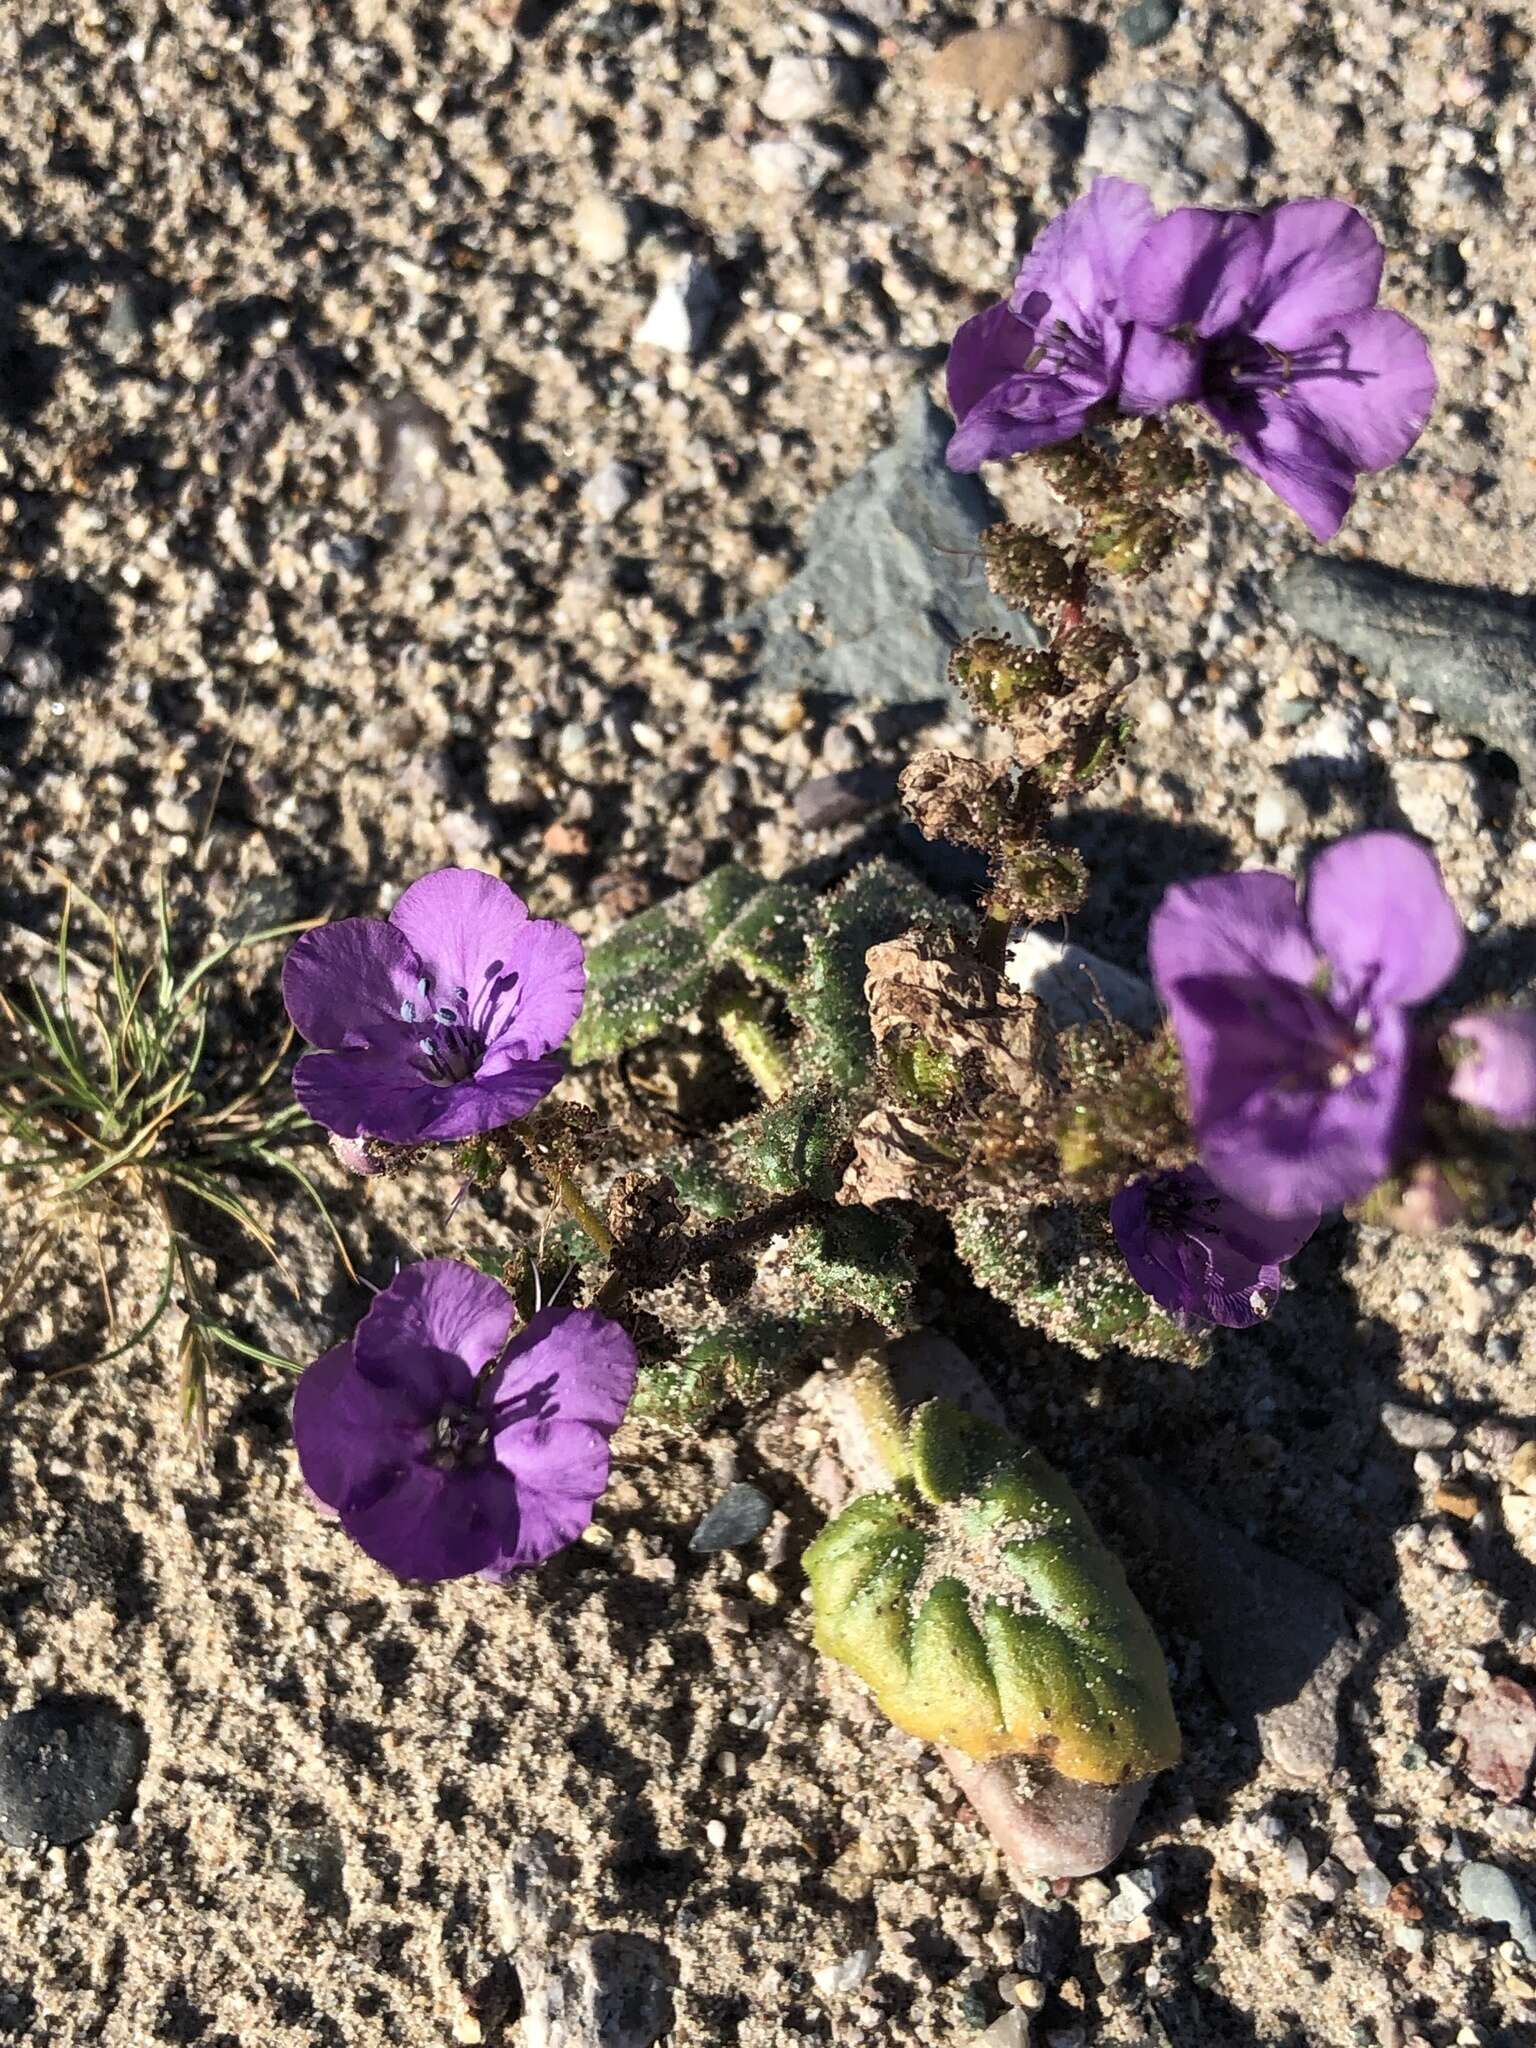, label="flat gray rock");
[1280,555,1536,780]
[727,387,1035,704]
[1118,1465,1373,1784]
